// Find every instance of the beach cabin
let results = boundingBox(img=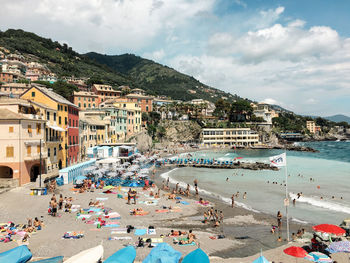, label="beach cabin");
[119,145,134,157]
[59,159,96,184]
[112,146,120,157]
[87,146,98,158]
[97,146,113,159]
